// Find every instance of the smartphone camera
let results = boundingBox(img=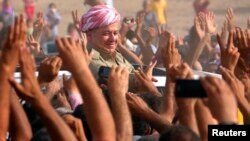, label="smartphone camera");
[175,79,207,98]
[98,66,111,85]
